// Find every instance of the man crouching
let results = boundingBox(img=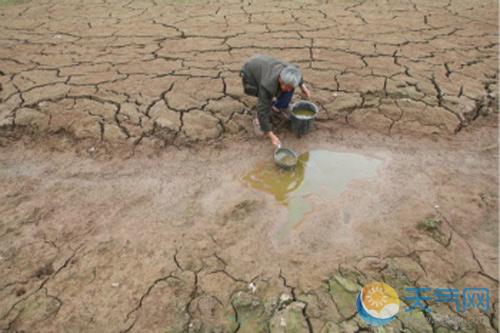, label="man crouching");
[240,54,311,147]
